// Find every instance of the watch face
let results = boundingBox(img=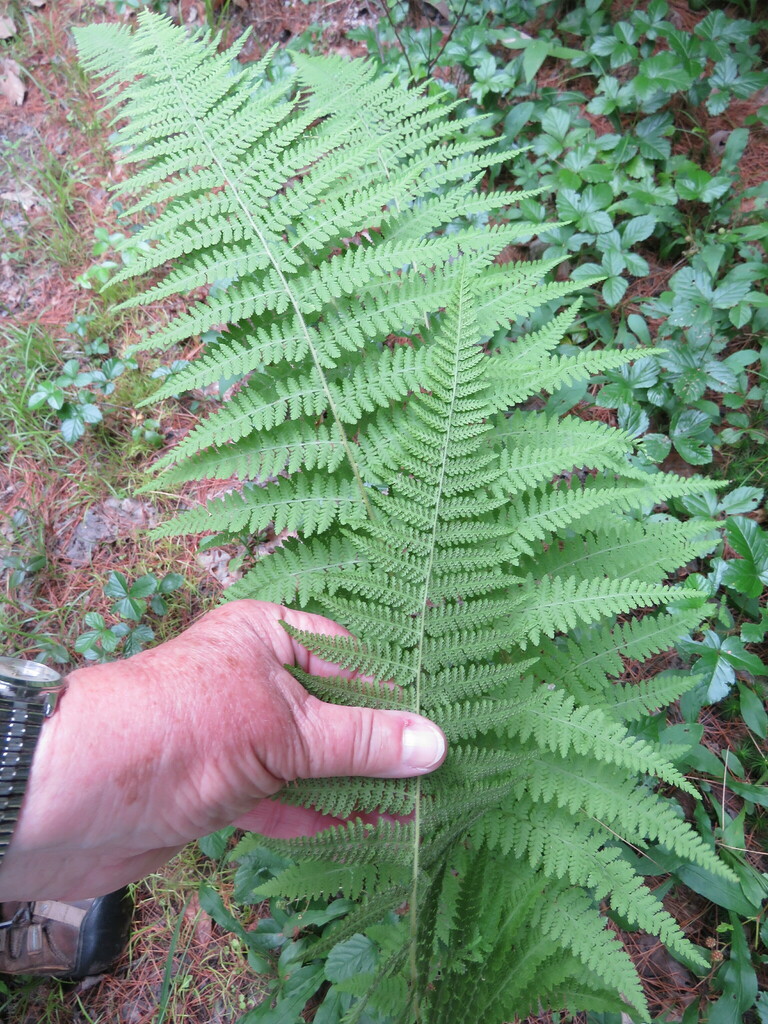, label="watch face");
[0,657,61,690]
